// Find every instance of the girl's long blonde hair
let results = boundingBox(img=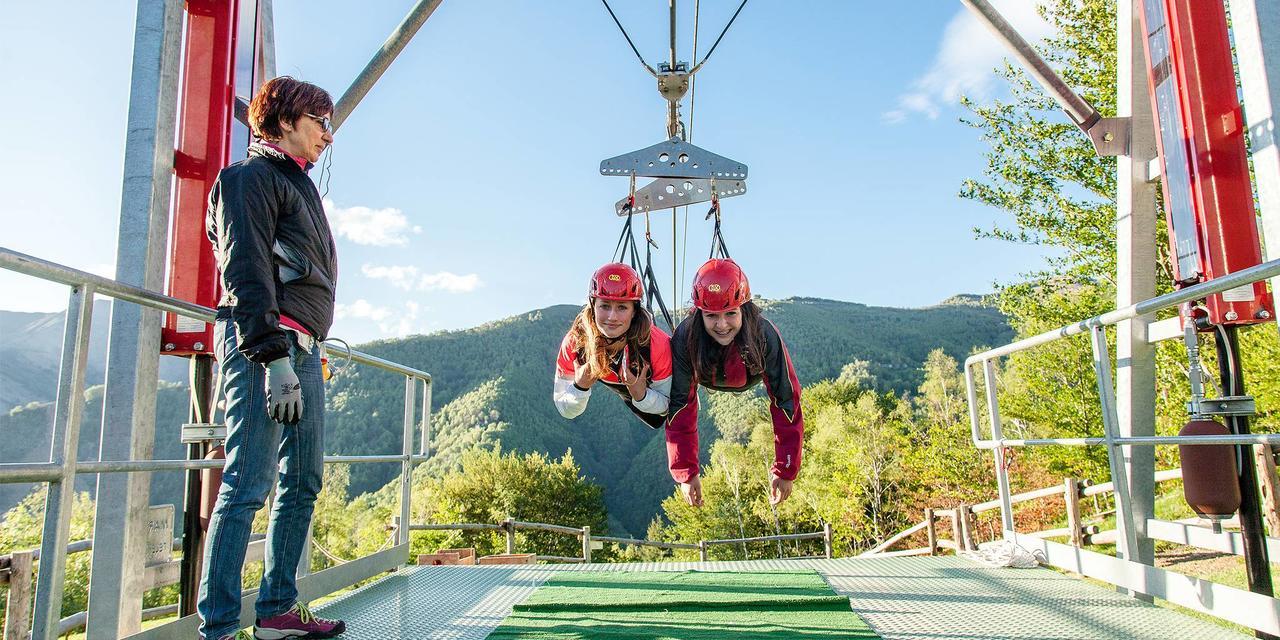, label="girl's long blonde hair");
[569,300,653,380]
